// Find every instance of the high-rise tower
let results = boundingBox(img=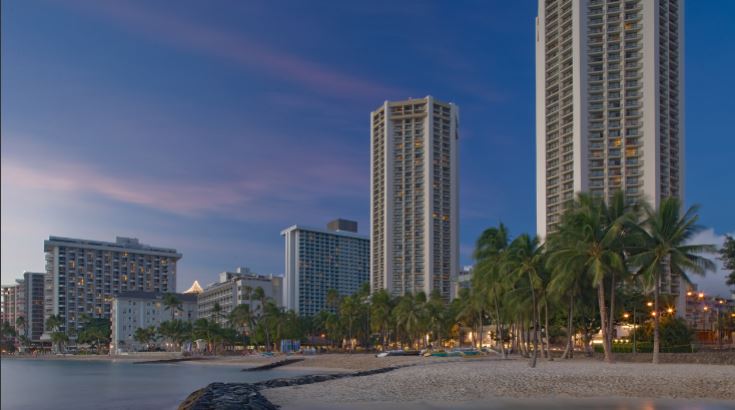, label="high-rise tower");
[536,0,685,292]
[370,96,459,300]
